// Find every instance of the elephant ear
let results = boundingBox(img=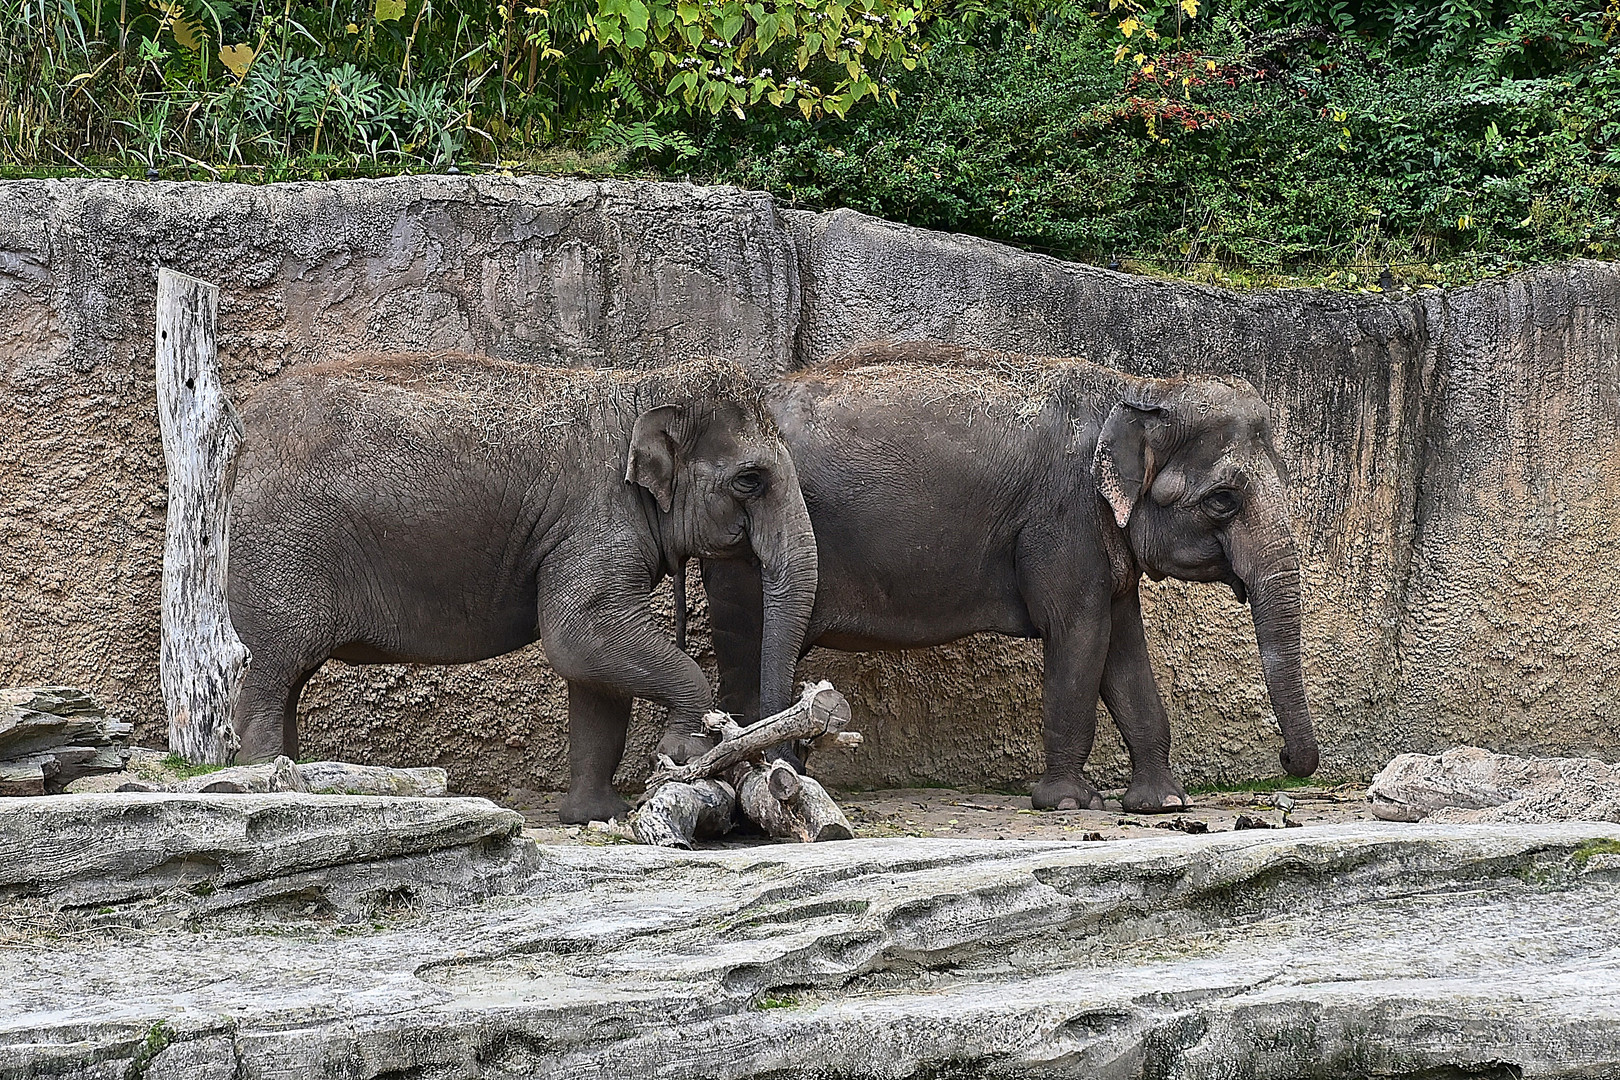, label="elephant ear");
[626,404,684,513]
[1092,399,1171,529]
